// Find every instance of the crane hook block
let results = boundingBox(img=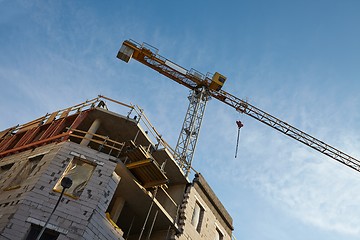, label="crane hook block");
[236,120,244,129]
[235,120,243,158]
[209,72,227,91]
